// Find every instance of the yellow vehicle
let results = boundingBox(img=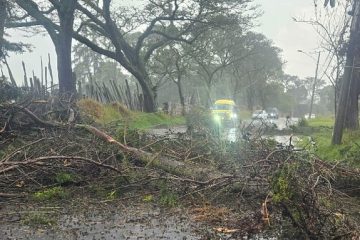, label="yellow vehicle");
[211,99,238,125]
